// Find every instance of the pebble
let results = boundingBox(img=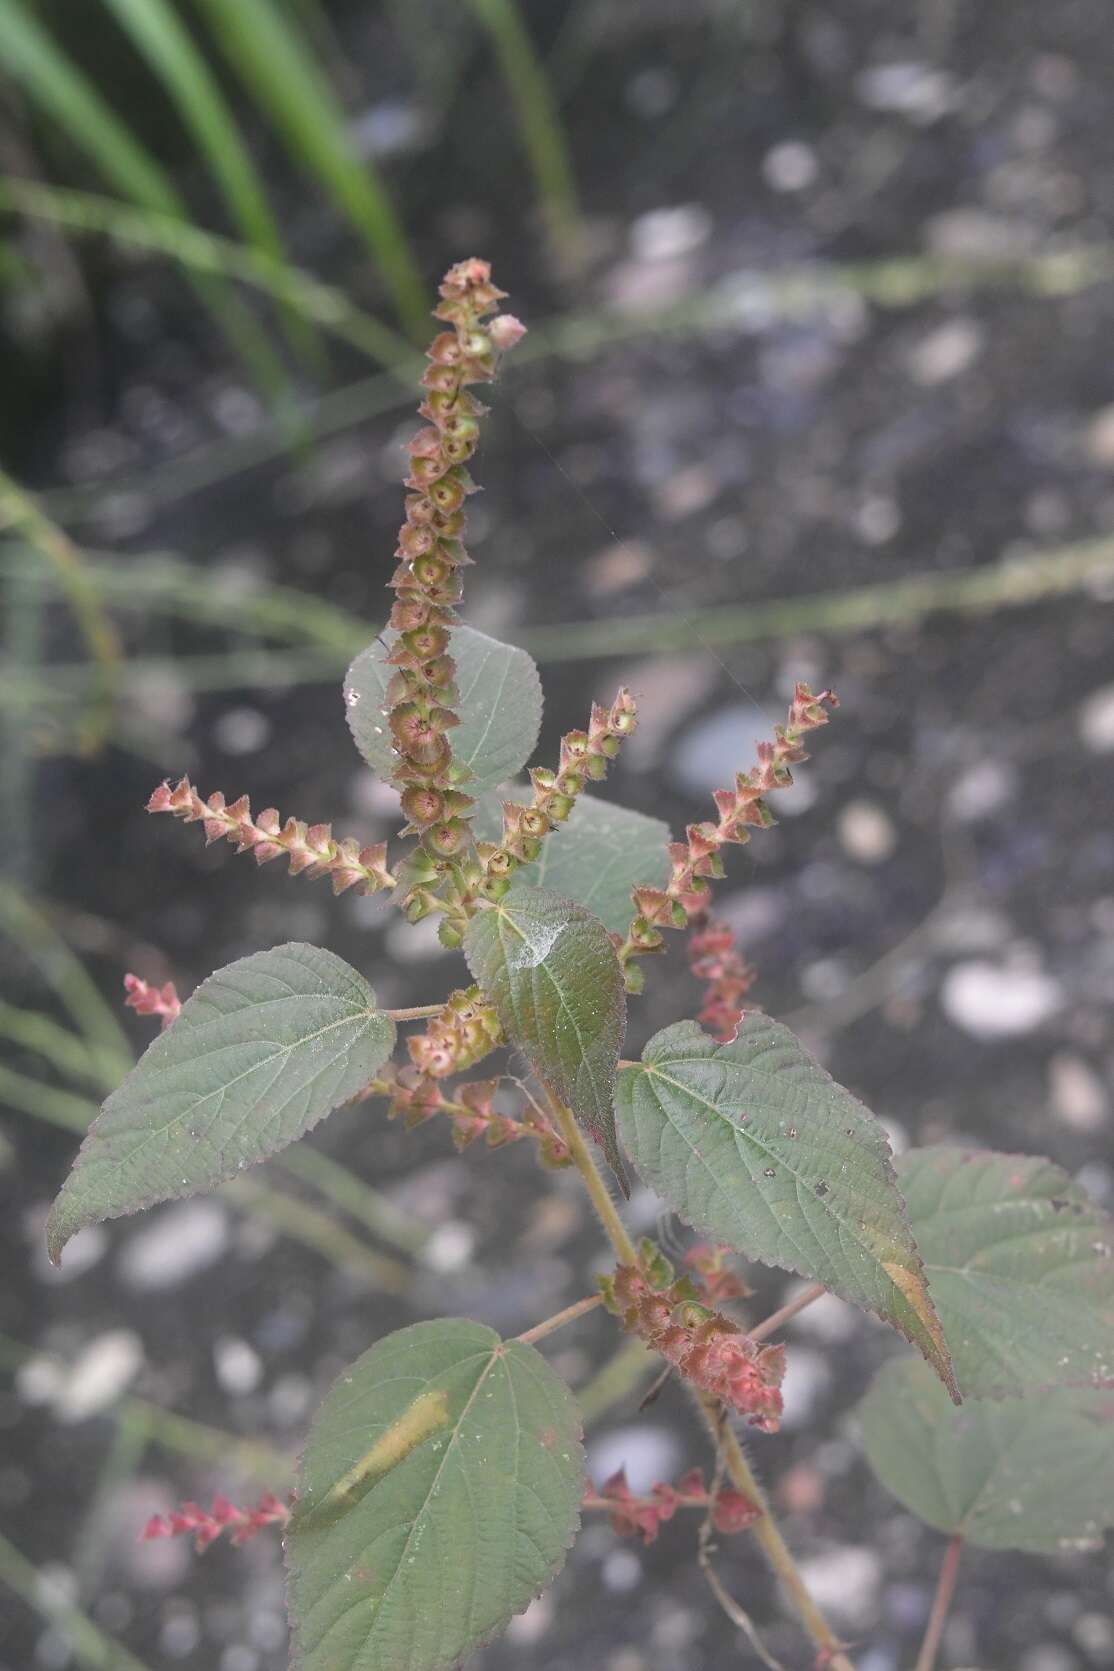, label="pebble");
[629,204,712,263]
[53,1330,144,1422]
[602,1548,643,1593]
[588,1425,680,1495]
[1084,406,1114,468]
[837,799,897,864]
[506,1594,554,1645]
[762,140,819,191]
[796,1546,881,1629]
[947,758,1018,821]
[118,1200,229,1291]
[214,1336,263,1396]
[778,1346,832,1429]
[785,1286,859,1344]
[421,1221,476,1274]
[855,61,959,122]
[1079,685,1114,752]
[907,318,984,385]
[1049,1053,1109,1132]
[941,959,1062,1037]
